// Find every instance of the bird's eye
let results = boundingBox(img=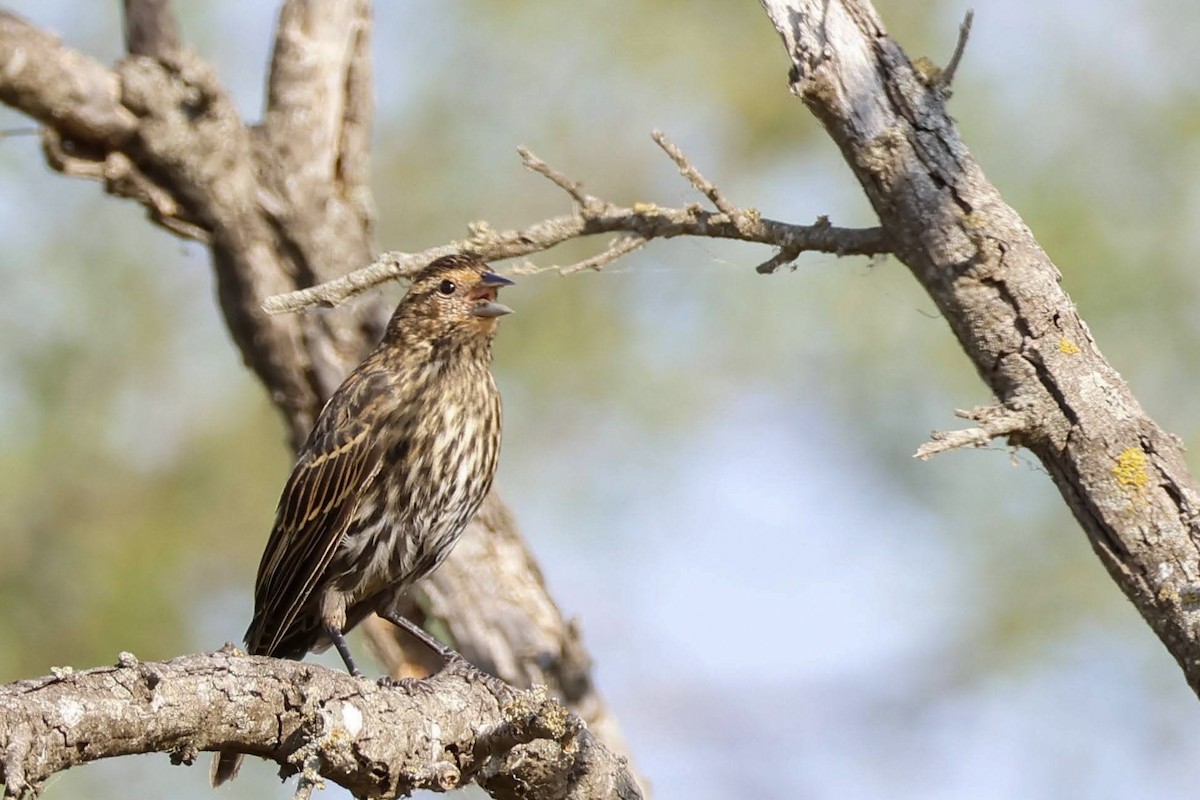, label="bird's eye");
[437,279,456,296]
